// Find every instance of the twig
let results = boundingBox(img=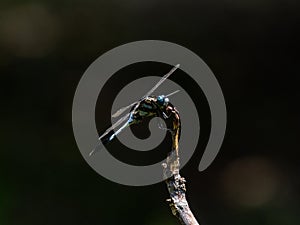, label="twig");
[162,107,200,225]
